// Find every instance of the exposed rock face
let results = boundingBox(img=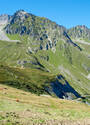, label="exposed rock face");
[5,10,81,51]
[87,74,90,80]
[68,25,90,41]
[0,14,20,42]
[0,14,11,25]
